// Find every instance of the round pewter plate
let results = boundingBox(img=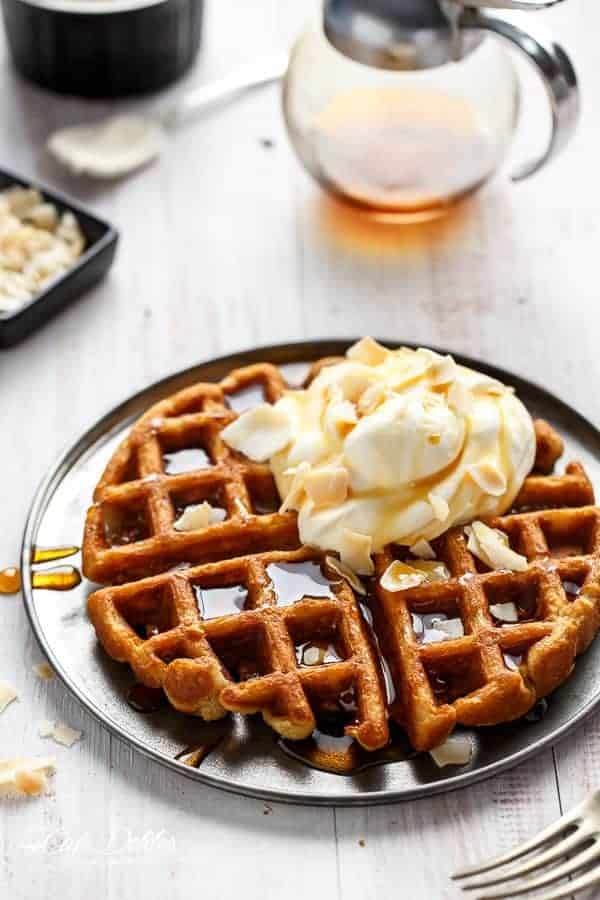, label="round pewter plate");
[21,340,600,806]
